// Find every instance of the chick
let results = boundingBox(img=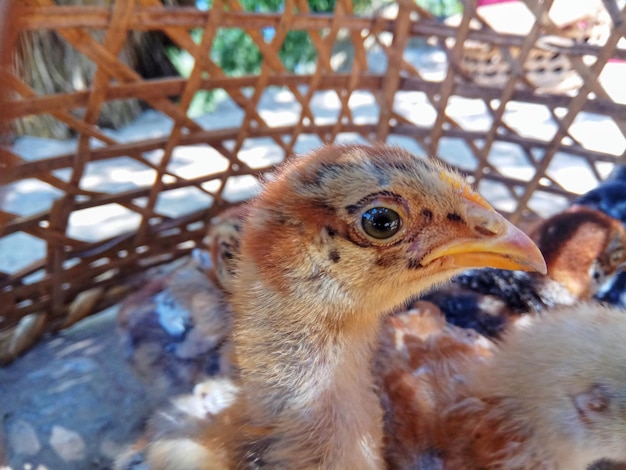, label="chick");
[205,204,249,295]
[381,302,626,470]
[117,249,230,398]
[116,205,248,398]
[115,376,240,470]
[378,301,496,469]
[572,165,626,308]
[137,143,545,469]
[420,207,626,338]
